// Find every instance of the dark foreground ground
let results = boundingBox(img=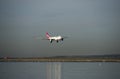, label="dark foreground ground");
[0,58,120,62]
[0,55,120,62]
